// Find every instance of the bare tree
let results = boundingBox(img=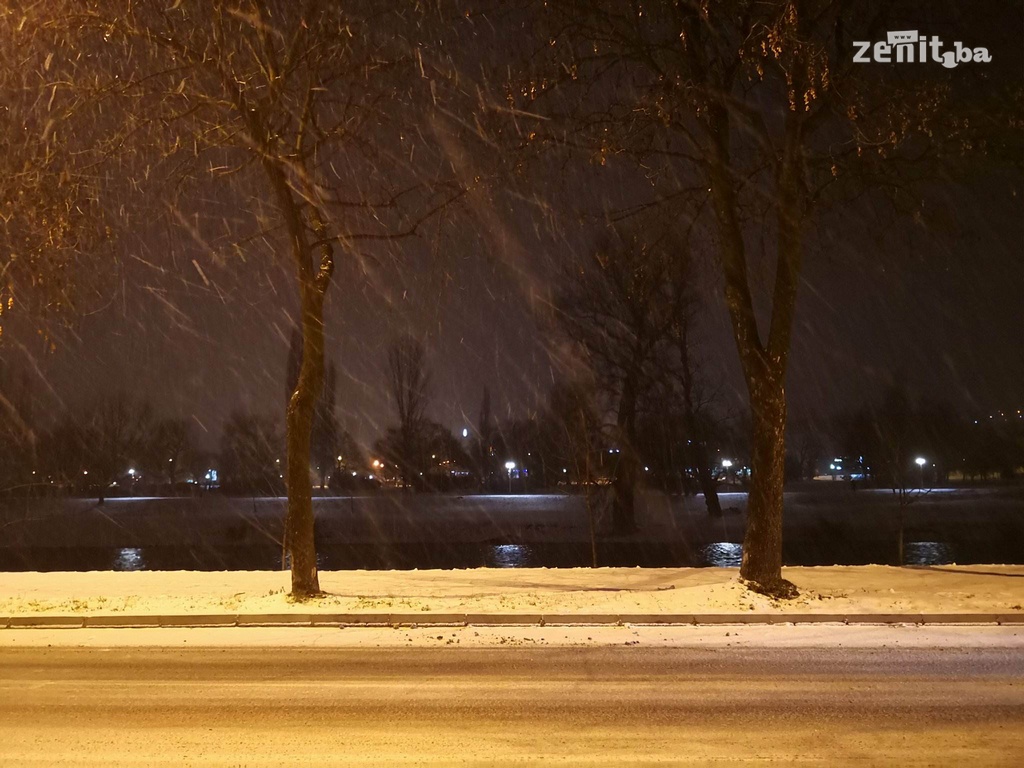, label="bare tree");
[509,0,991,594]
[385,335,432,490]
[56,1,465,596]
[221,409,282,496]
[546,377,600,564]
[148,418,194,487]
[557,225,688,532]
[83,393,154,501]
[665,266,723,517]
